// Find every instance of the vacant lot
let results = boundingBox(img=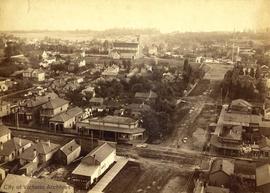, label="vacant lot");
[204,63,233,80]
[181,103,218,151]
[104,161,193,193]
